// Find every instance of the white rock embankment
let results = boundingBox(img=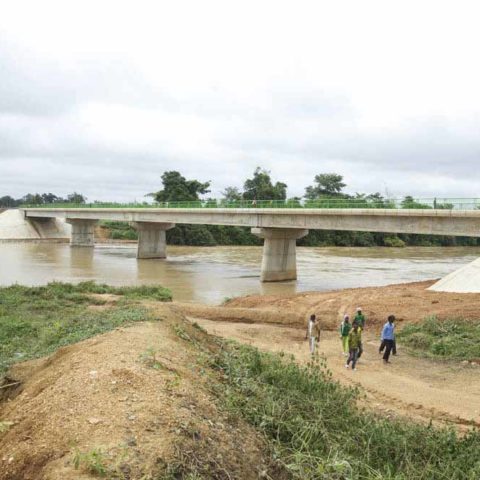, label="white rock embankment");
[0,209,70,241]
